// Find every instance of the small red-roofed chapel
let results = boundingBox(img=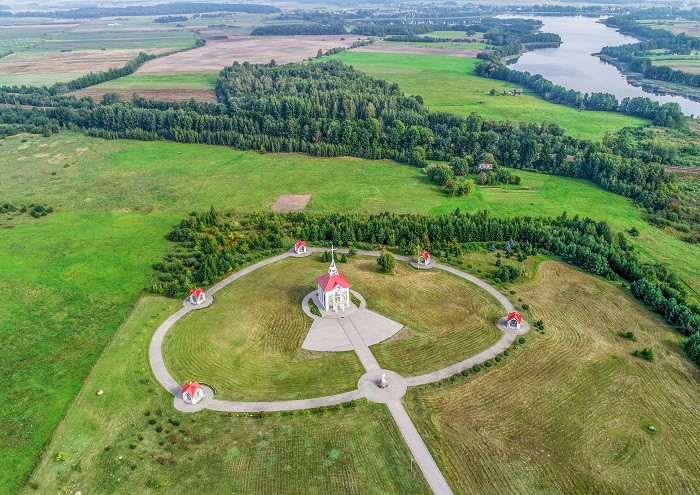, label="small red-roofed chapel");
[507,311,522,330]
[181,382,204,405]
[294,240,307,254]
[189,288,206,305]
